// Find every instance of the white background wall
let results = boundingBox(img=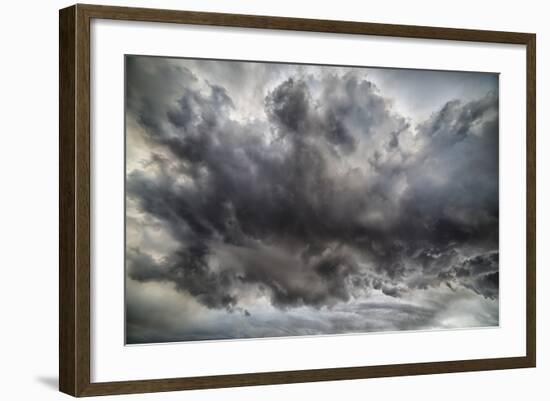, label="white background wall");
[0,0,546,399]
